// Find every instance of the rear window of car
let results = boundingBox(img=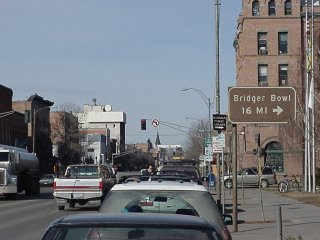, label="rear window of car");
[43,226,222,240]
[99,190,224,227]
[262,168,274,175]
[160,167,200,178]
